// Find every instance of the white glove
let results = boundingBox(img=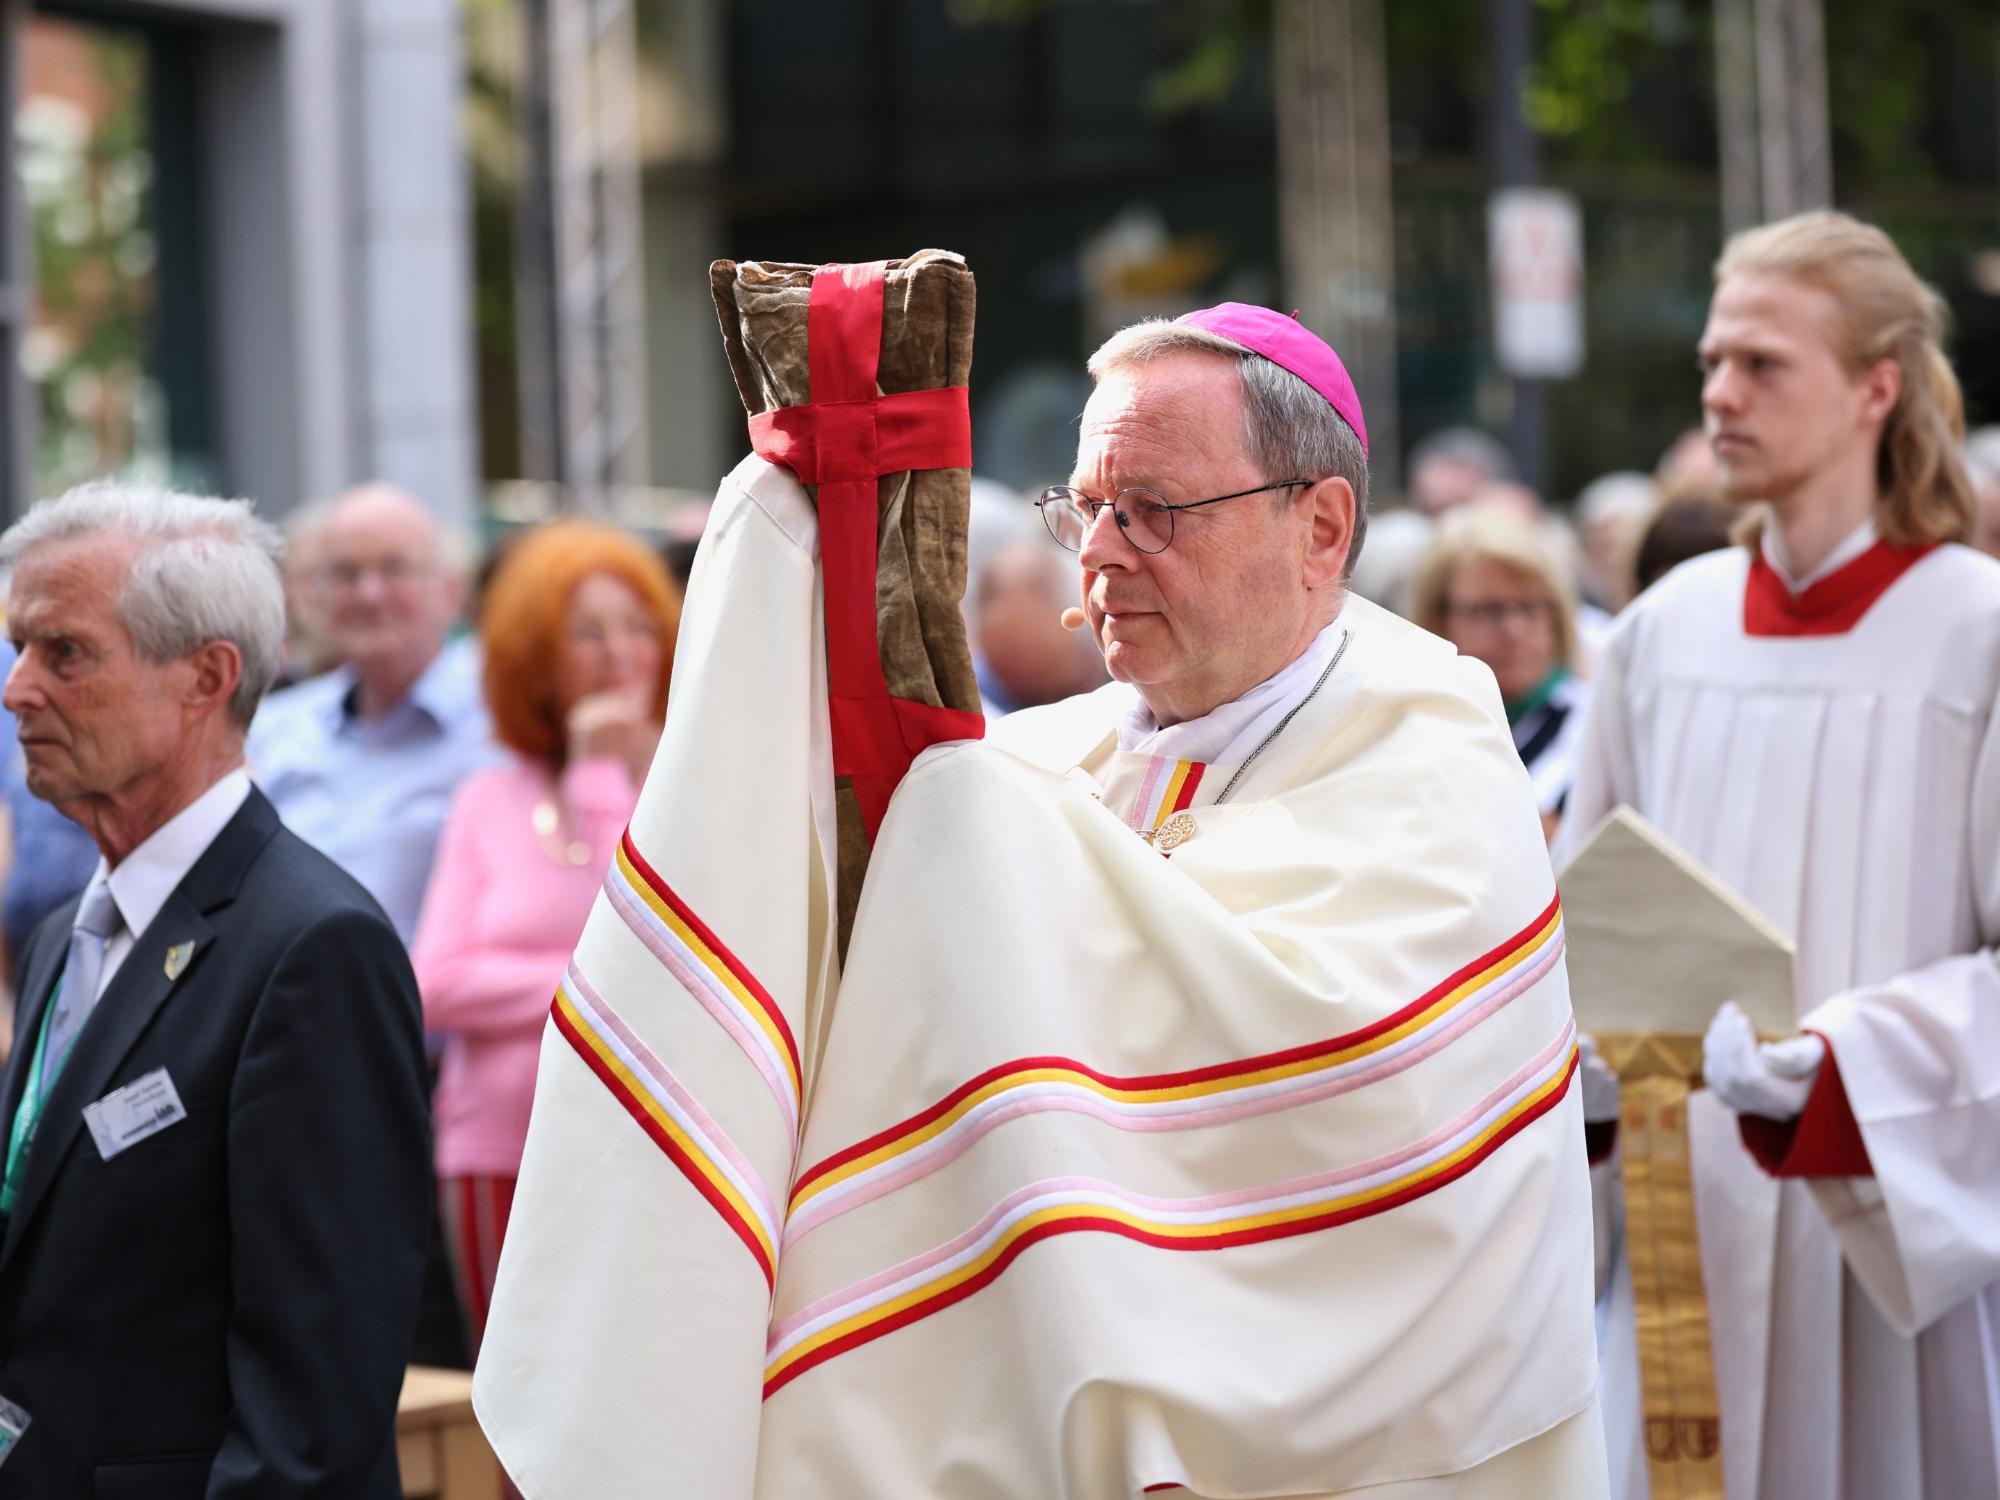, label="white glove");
[1577,1033,1621,1125]
[1702,1001,1825,1119]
